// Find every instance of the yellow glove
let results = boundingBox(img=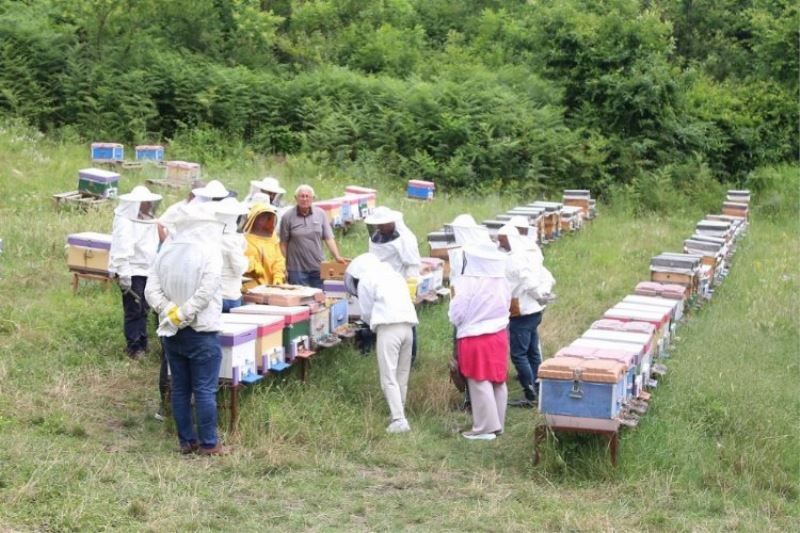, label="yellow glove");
[167,306,186,327]
[252,263,267,283]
